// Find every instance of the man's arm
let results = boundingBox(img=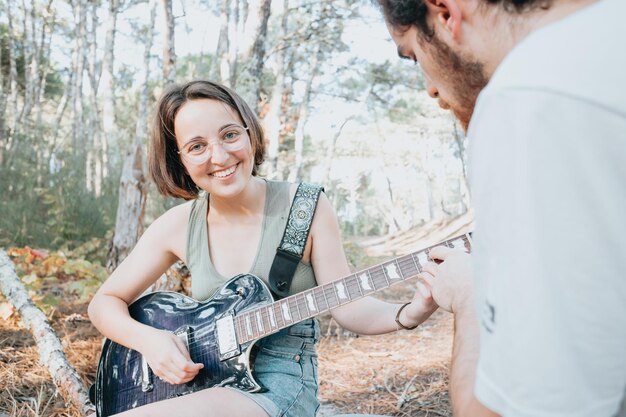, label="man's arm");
[419,246,500,417]
[450,300,499,417]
